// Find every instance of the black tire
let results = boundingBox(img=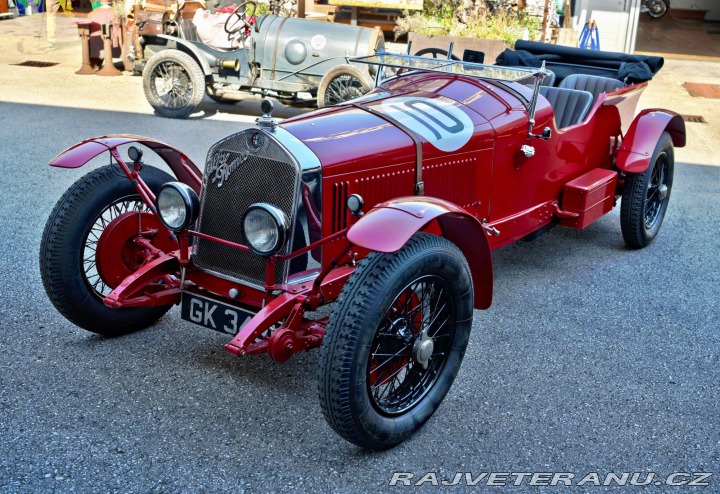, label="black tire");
[143,49,206,119]
[40,165,175,336]
[318,233,474,449]
[317,65,372,108]
[620,131,674,248]
[645,0,668,19]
